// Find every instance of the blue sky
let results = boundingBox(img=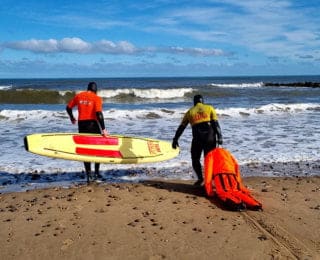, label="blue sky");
[1,0,320,78]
